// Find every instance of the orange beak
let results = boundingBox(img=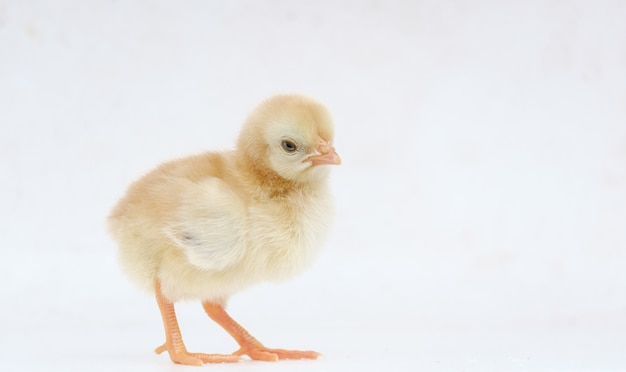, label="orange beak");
[307,142,341,166]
